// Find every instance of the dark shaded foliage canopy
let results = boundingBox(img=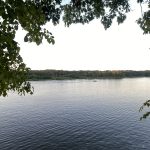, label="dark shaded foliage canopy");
[0,0,149,96]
